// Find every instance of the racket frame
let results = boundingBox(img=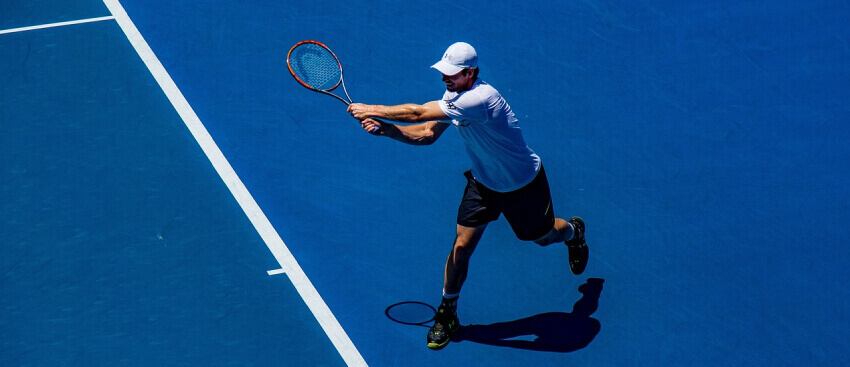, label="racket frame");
[286,40,353,106]
[287,40,382,134]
